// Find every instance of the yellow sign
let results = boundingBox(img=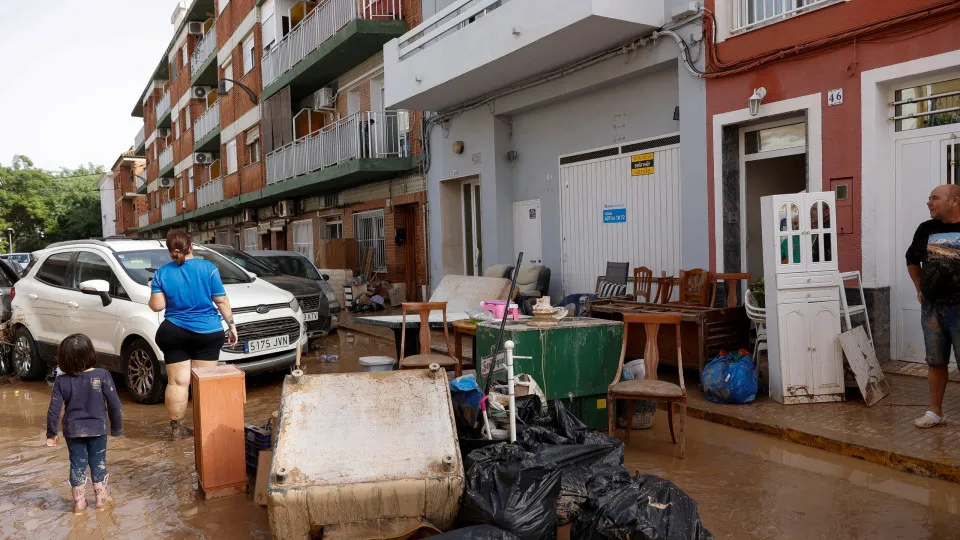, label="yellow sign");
[597,398,607,409]
[631,153,655,176]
